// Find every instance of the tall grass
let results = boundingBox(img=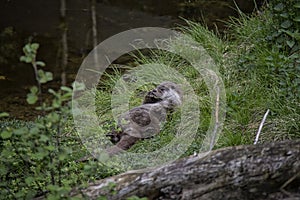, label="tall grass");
[222,8,300,145]
[95,5,299,155]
